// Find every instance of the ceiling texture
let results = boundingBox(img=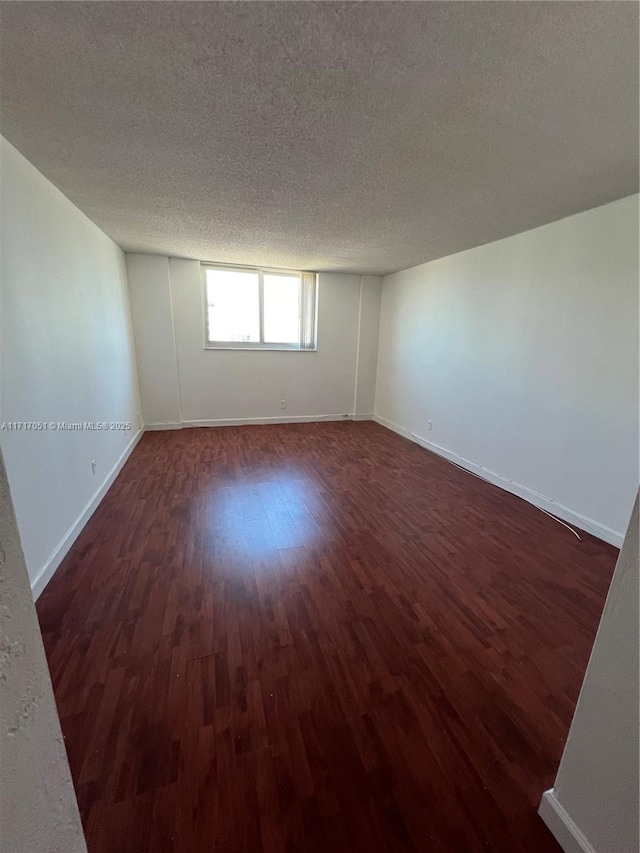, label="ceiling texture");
[1,2,638,275]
